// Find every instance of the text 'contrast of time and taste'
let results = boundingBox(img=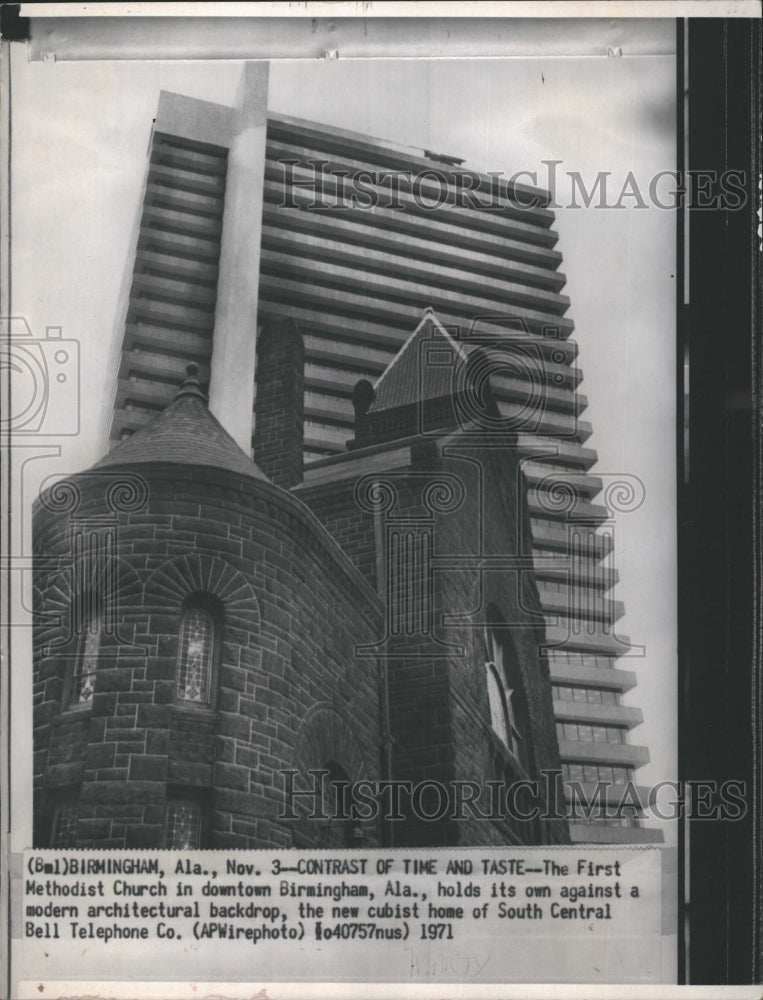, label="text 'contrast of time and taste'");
[23,849,661,953]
